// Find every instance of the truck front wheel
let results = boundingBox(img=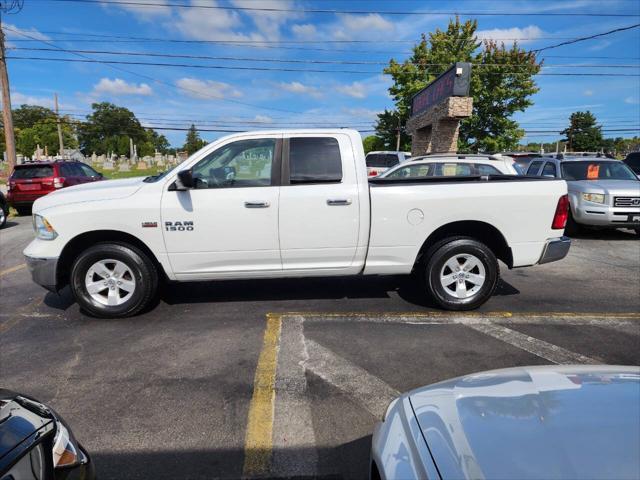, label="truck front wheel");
[424,237,499,311]
[70,242,158,318]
